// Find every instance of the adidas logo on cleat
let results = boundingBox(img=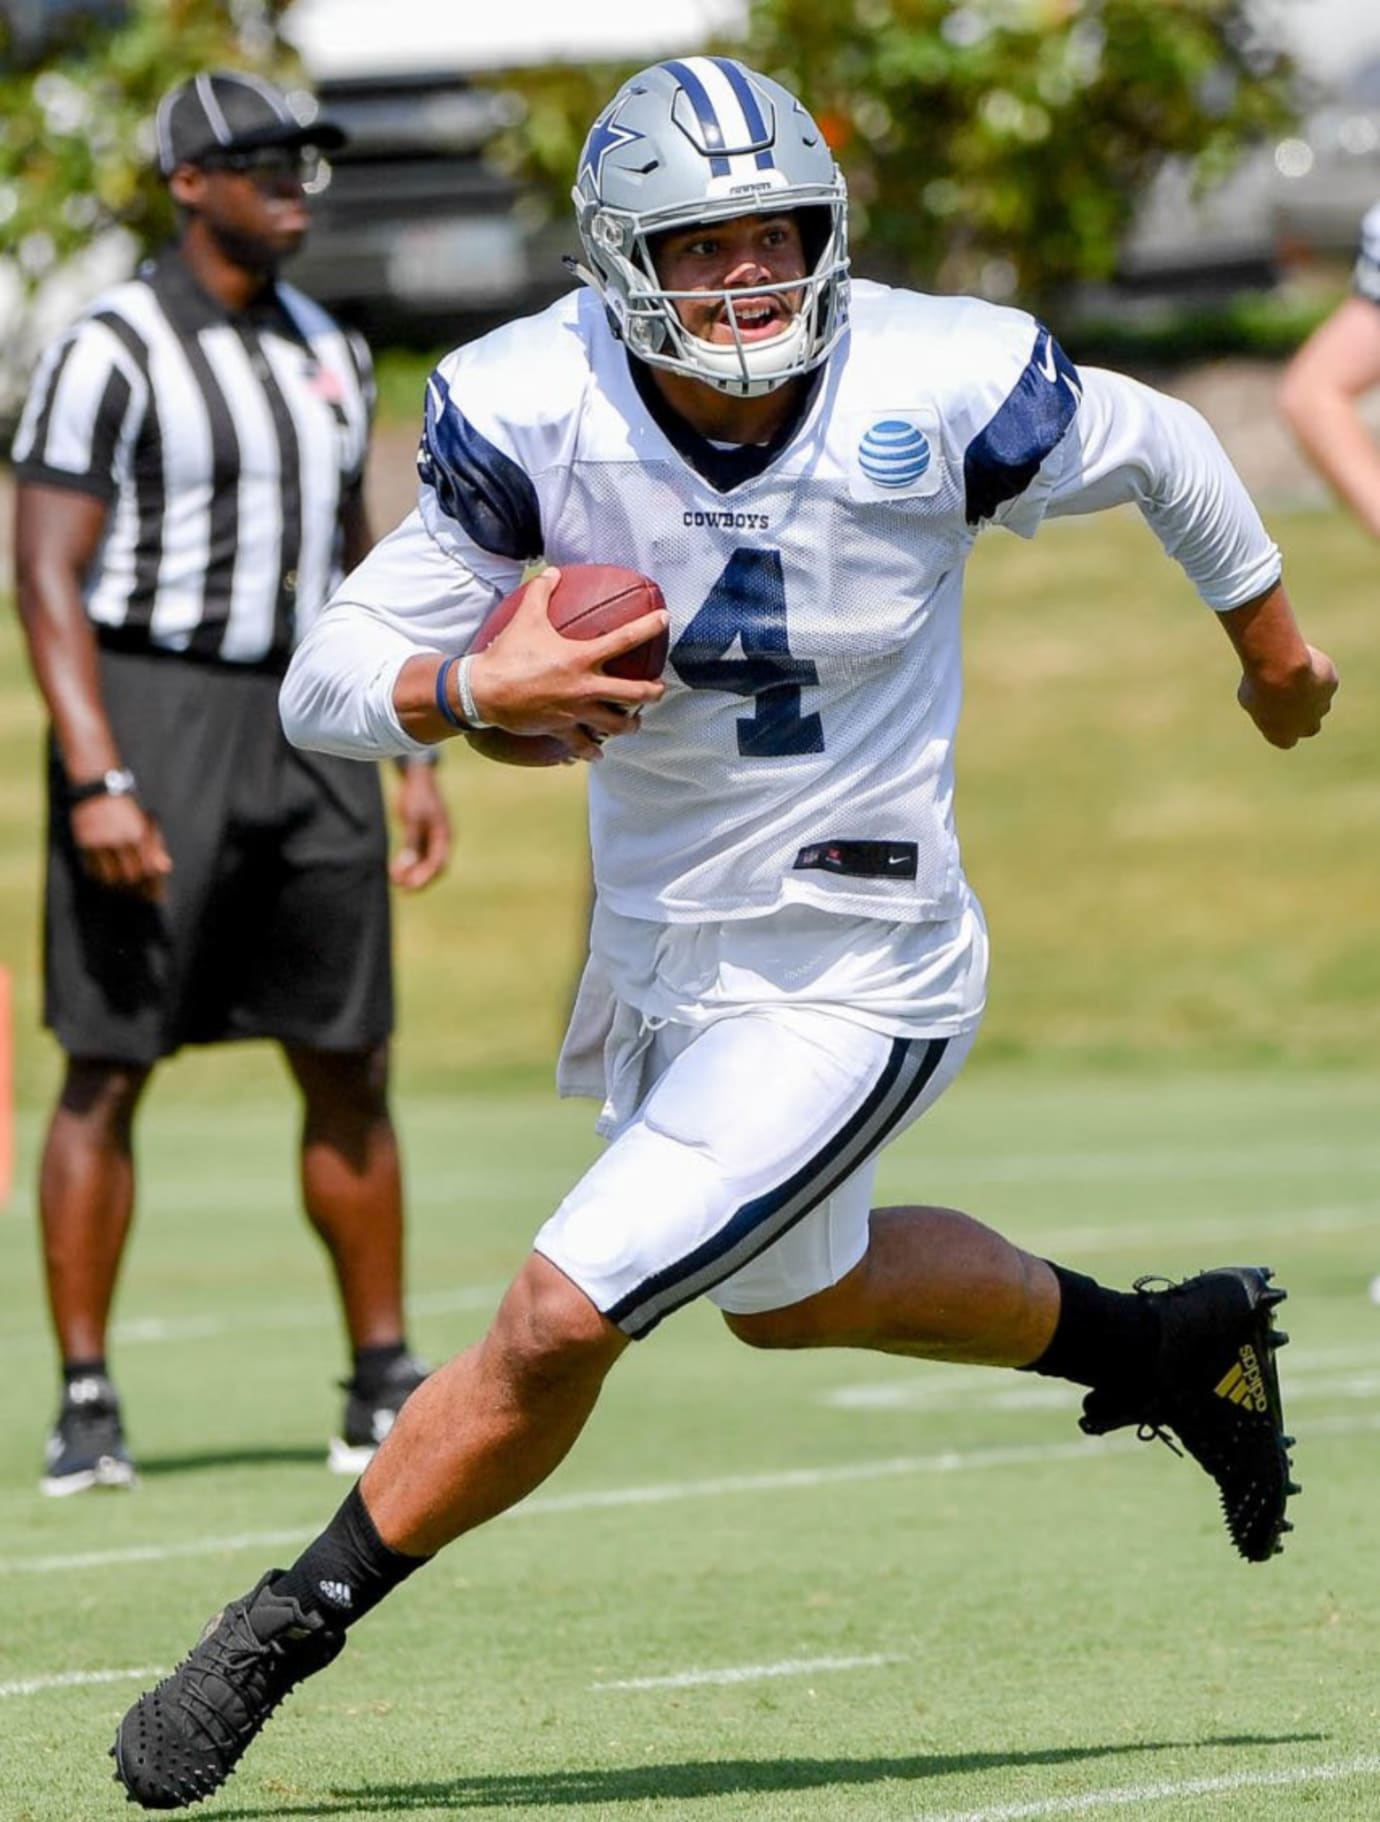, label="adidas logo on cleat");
[1214,1344,1269,1413]
[1077,1265,1298,1563]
